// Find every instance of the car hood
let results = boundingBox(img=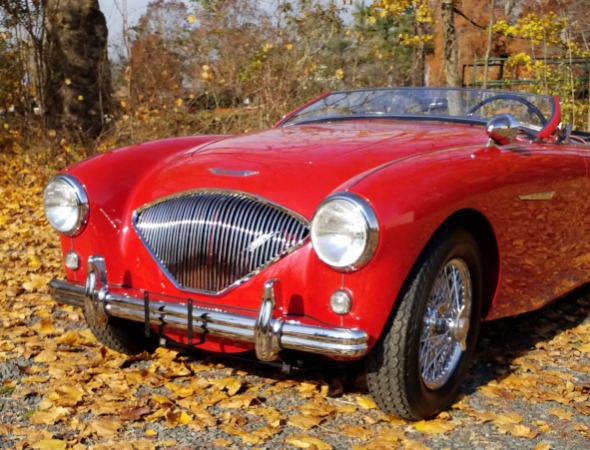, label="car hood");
[129,121,485,219]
